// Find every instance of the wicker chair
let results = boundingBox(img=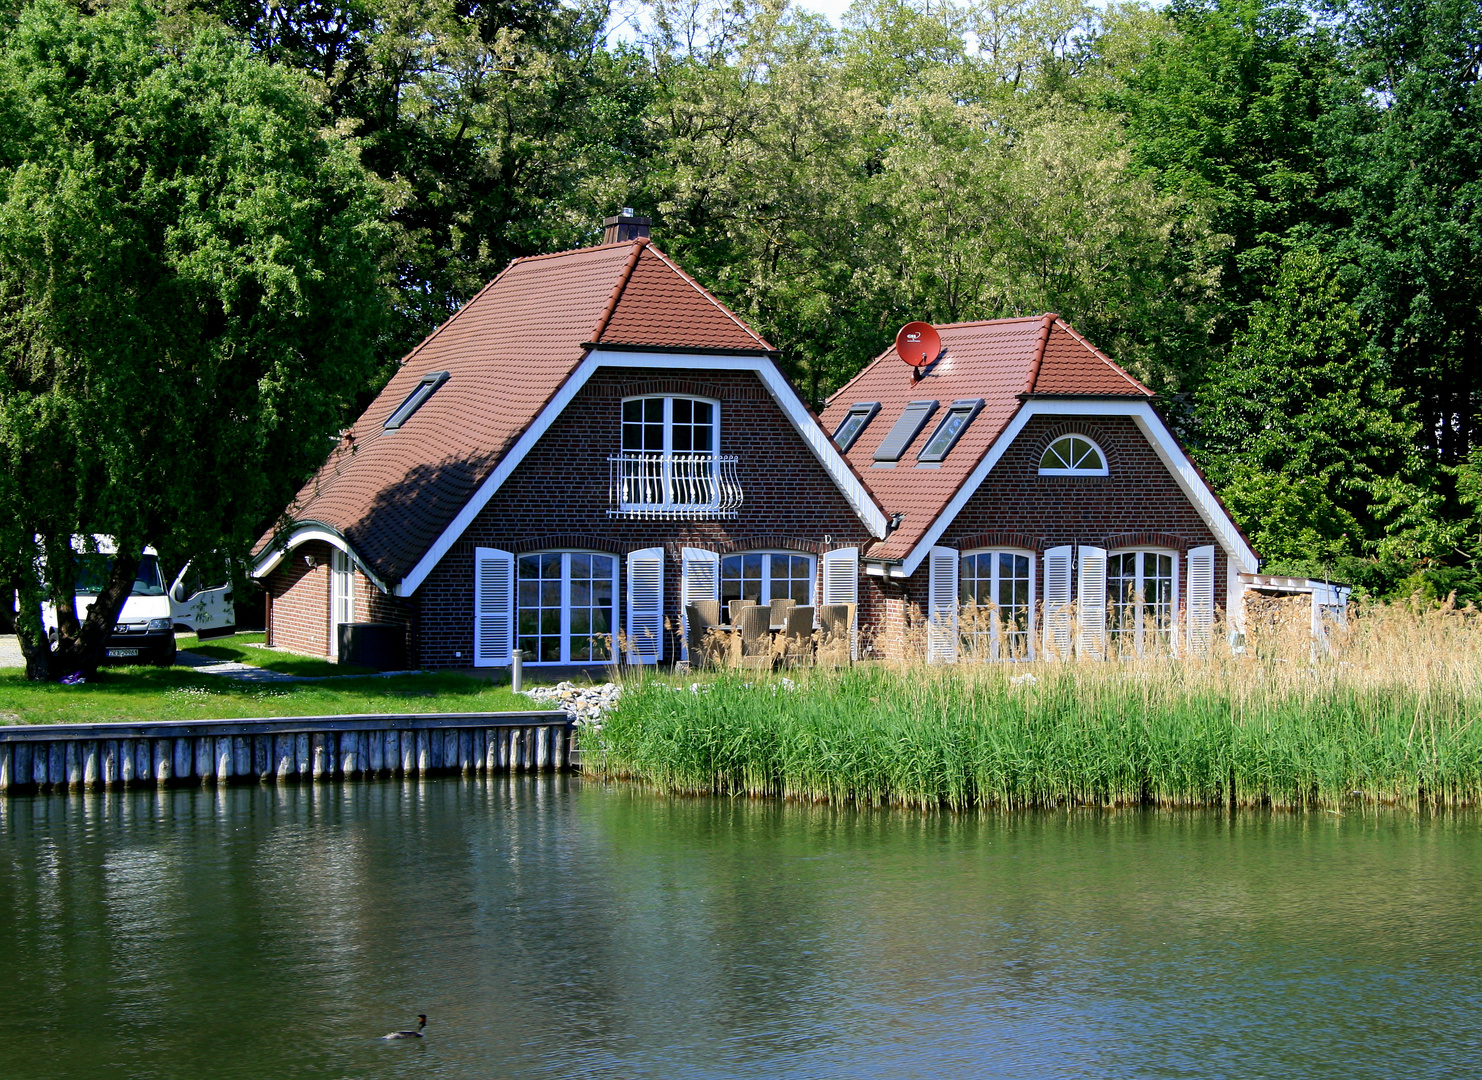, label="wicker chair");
[728,599,757,626]
[768,597,796,630]
[735,604,774,670]
[781,605,815,665]
[684,601,724,667]
[819,603,855,666]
